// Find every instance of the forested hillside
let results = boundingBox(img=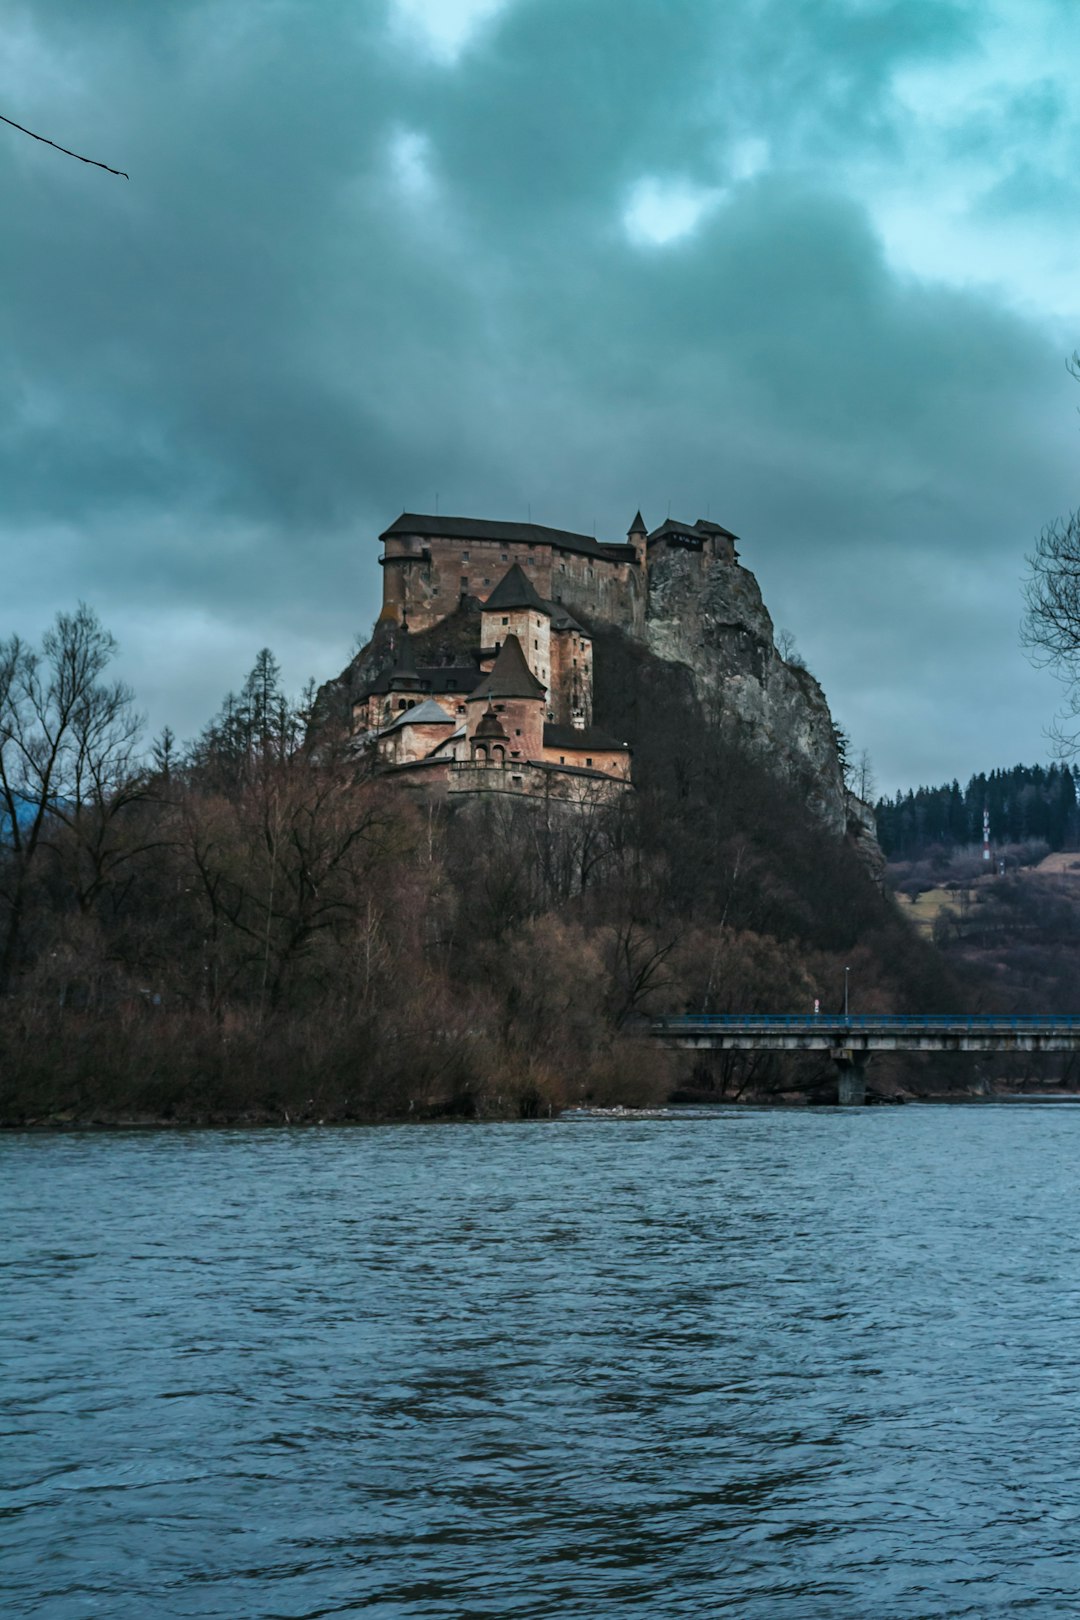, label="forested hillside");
[876,764,1080,857]
[2,609,978,1124]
